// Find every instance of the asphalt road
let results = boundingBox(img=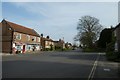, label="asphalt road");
[2,50,119,79]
